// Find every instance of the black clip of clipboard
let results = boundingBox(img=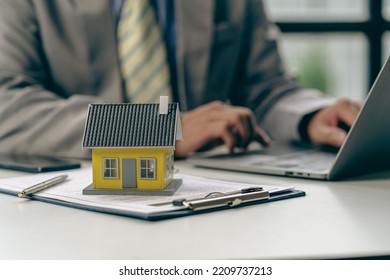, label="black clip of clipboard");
[171,187,269,211]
